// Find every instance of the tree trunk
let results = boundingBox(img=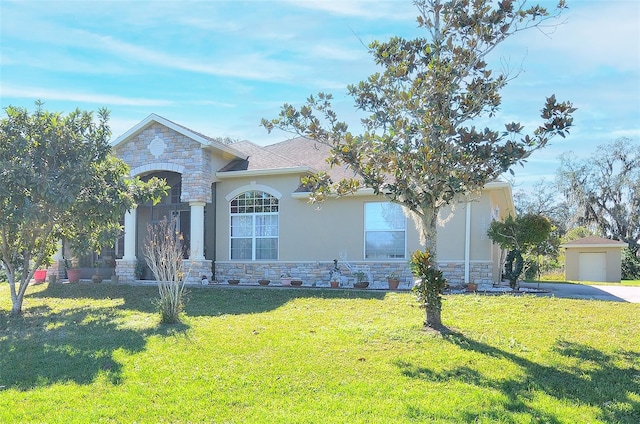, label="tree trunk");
[421,205,442,329]
[426,307,442,329]
[9,279,26,316]
[6,261,31,316]
[421,205,439,264]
